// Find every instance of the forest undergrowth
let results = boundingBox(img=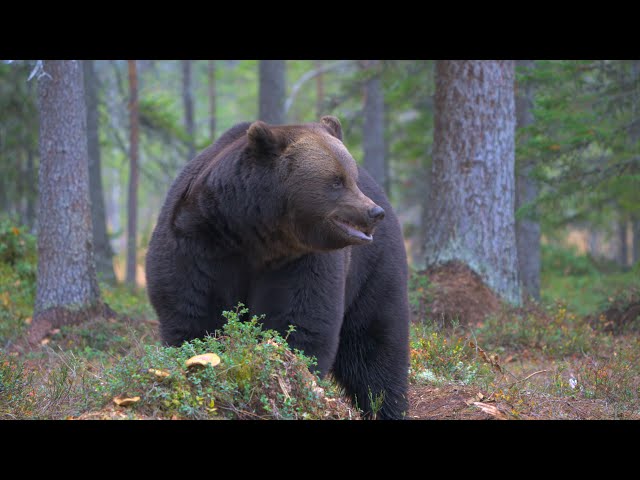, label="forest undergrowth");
[1,222,639,420]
